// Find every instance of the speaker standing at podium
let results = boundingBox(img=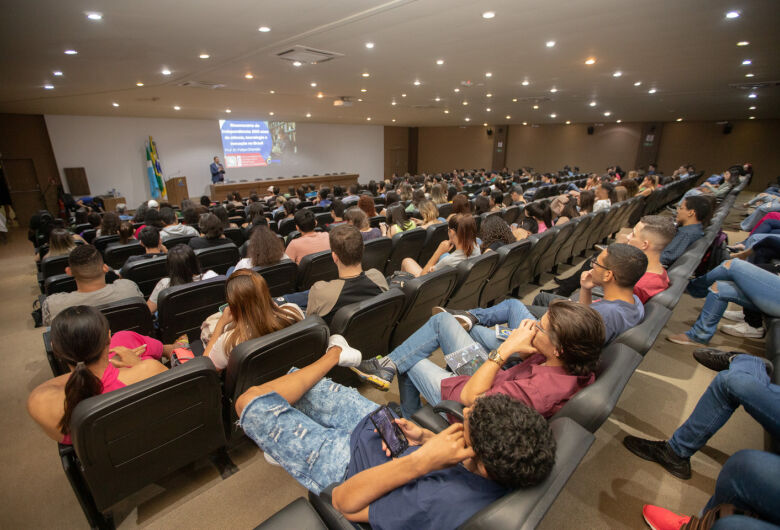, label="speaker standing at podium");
[210,156,225,183]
